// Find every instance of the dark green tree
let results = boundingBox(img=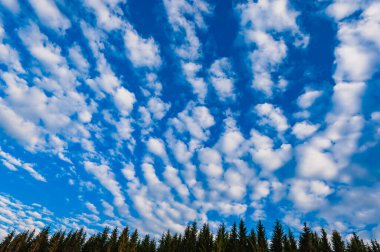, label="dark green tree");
[257,221,268,252]
[238,219,248,252]
[270,220,284,252]
[248,228,258,252]
[320,228,331,252]
[331,230,345,252]
[298,223,316,252]
[227,222,239,252]
[283,229,297,252]
[197,223,213,252]
[214,223,228,252]
[346,233,366,252]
